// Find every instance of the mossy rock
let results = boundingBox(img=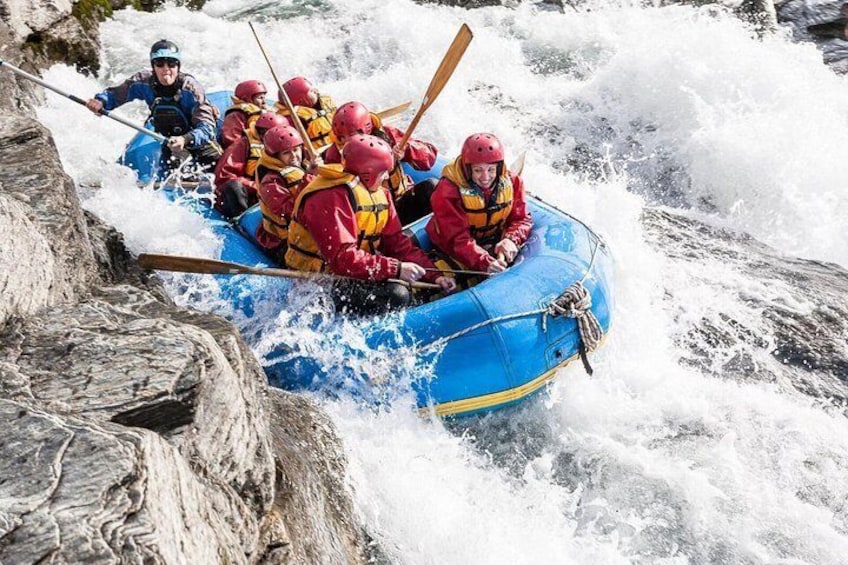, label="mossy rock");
[72,0,114,29]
